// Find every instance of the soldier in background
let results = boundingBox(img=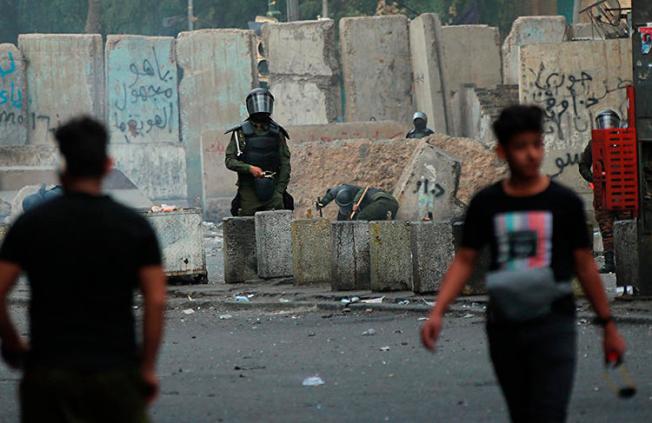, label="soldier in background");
[579,138,630,274]
[406,112,435,139]
[225,88,292,216]
[318,184,399,221]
